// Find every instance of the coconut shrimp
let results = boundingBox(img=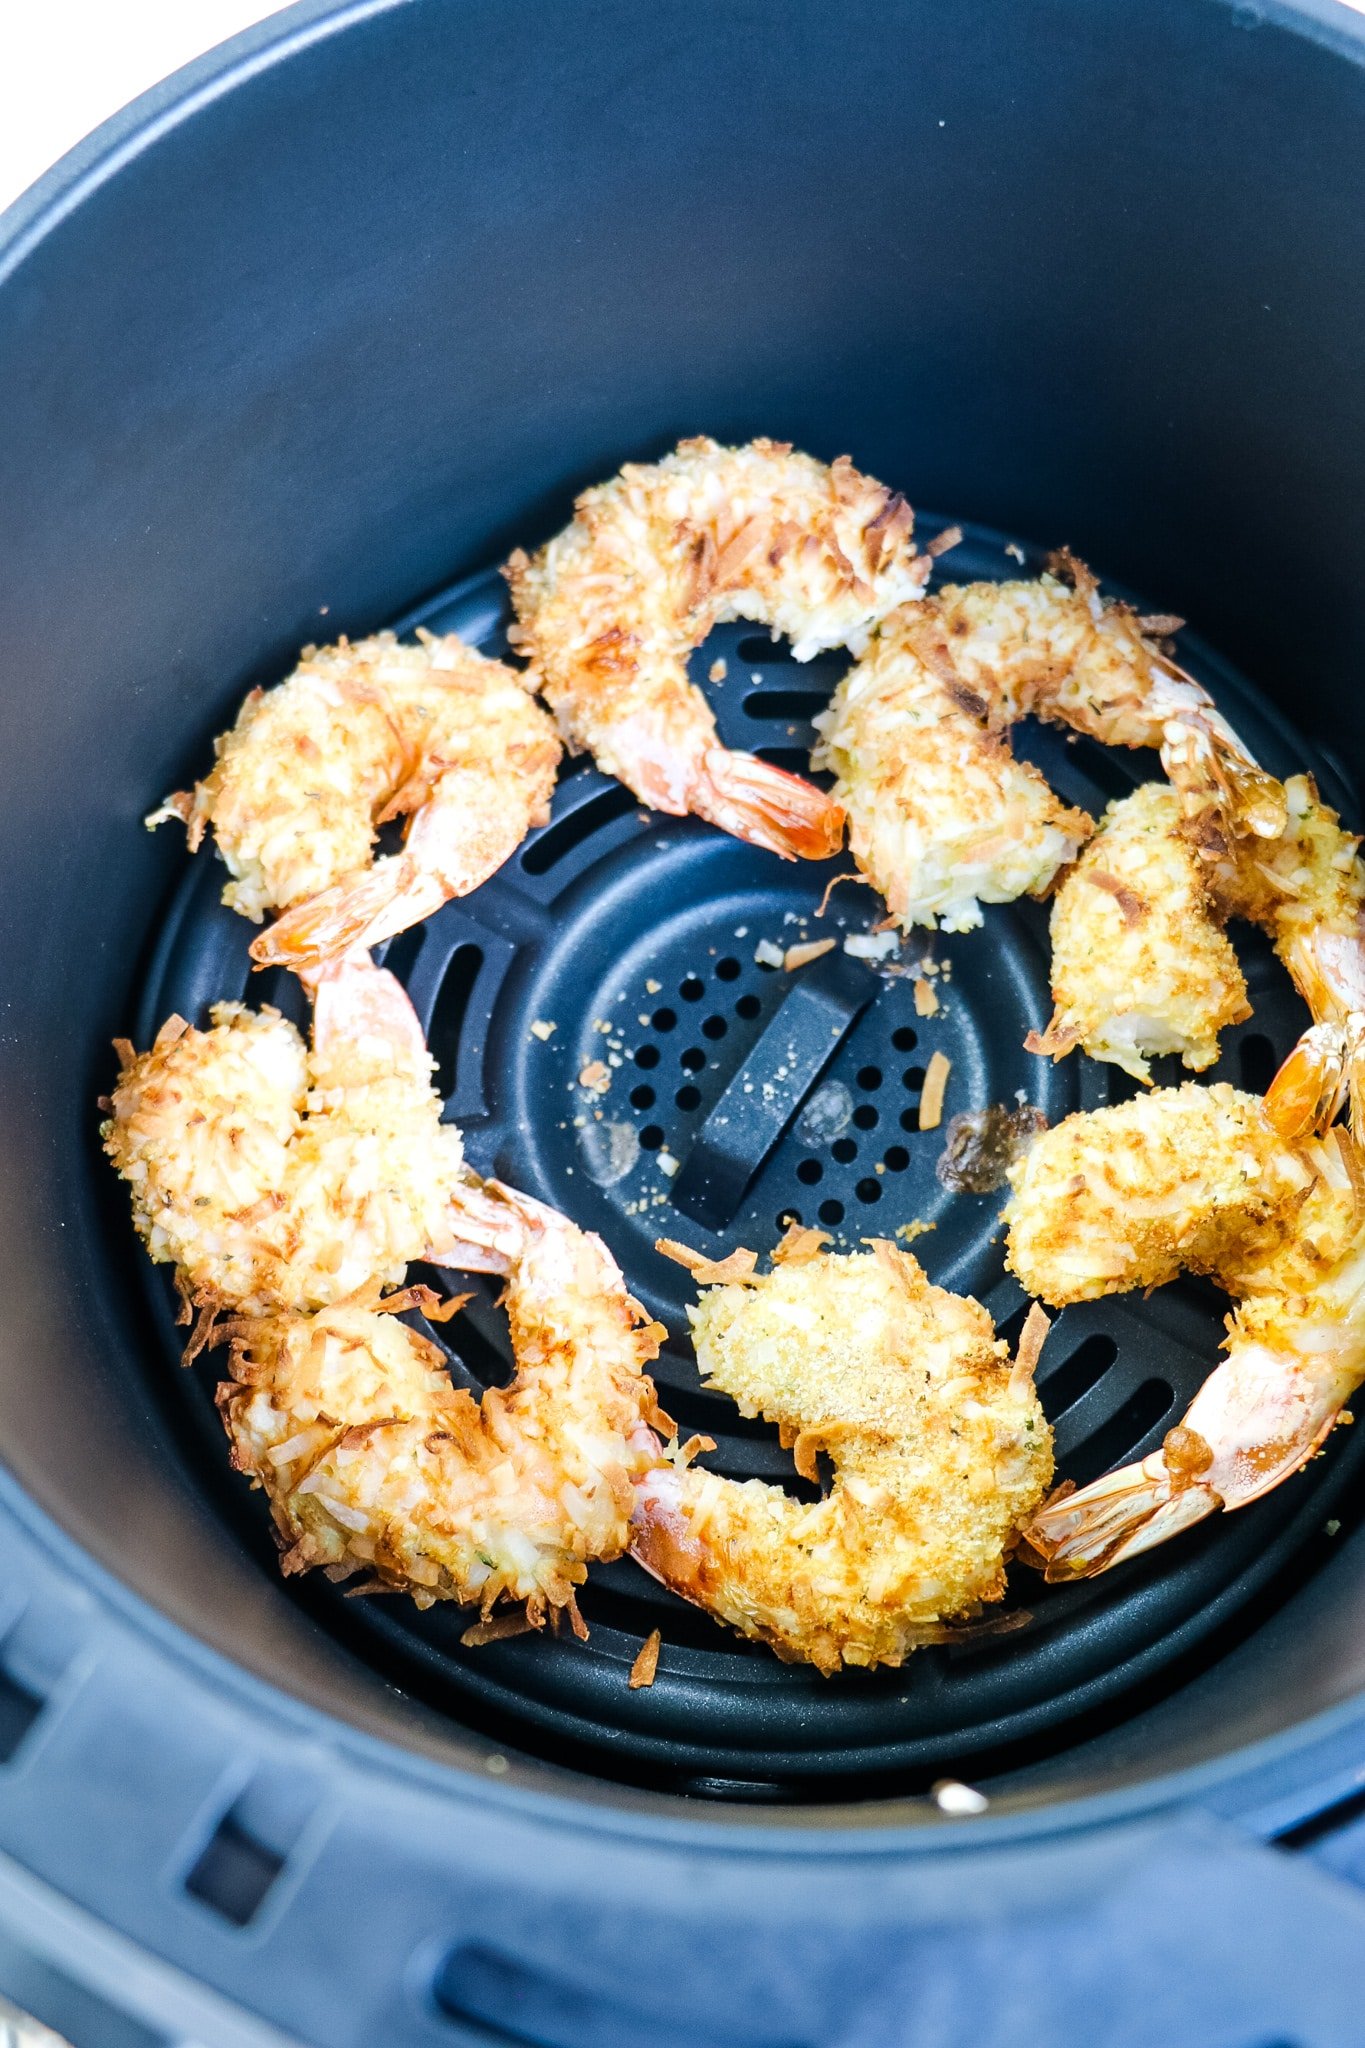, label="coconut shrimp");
[148,630,561,970]
[1030,783,1251,1080]
[810,606,1093,933]
[103,950,471,1319]
[630,1234,1053,1673]
[818,560,1365,1119]
[505,438,929,860]
[815,558,1282,935]
[1206,774,1365,1138]
[1005,1083,1365,1577]
[219,1185,669,1630]
[1035,772,1365,1117]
